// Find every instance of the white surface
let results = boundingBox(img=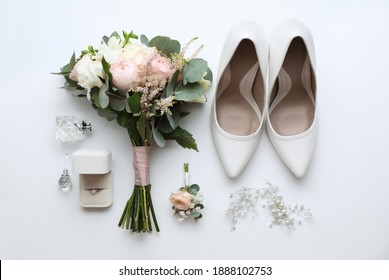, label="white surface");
[1,0,389,259]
